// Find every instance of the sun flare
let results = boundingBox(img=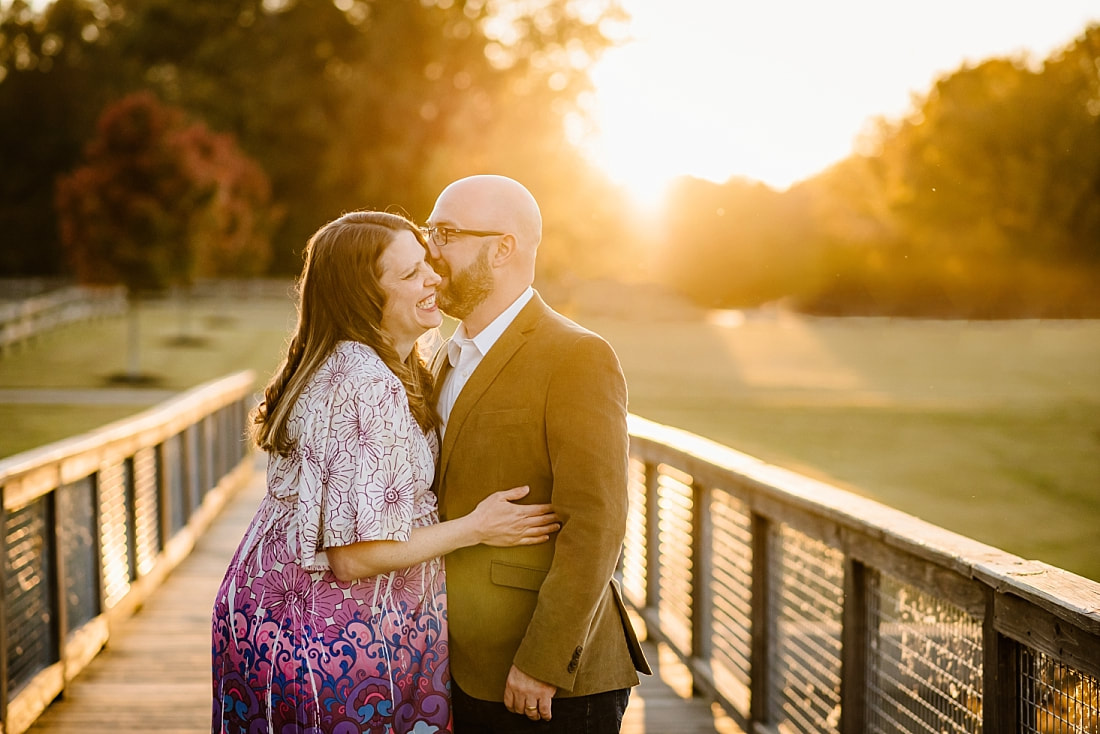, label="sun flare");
[574,0,1100,209]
